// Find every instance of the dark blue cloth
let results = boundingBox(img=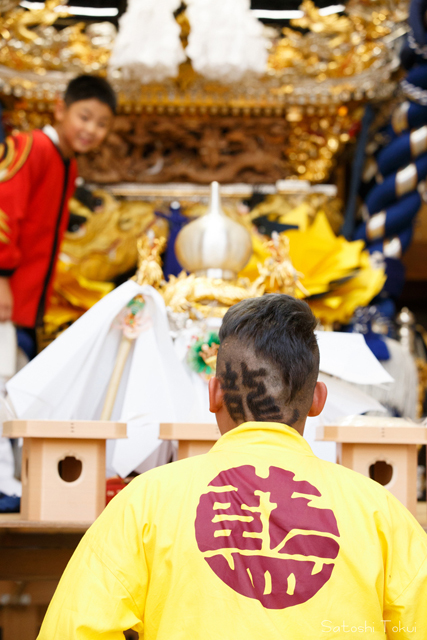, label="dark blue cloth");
[400,0,427,71]
[252,216,298,236]
[383,258,407,298]
[372,295,396,319]
[364,333,390,361]
[406,65,427,91]
[400,40,418,70]
[341,316,390,361]
[365,172,398,215]
[0,493,20,513]
[386,102,427,139]
[366,152,427,214]
[409,0,427,44]
[156,203,190,278]
[354,191,421,242]
[377,132,412,176]
[342,105,375,239]
[368,226,413,256]
[16,327,37,361]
